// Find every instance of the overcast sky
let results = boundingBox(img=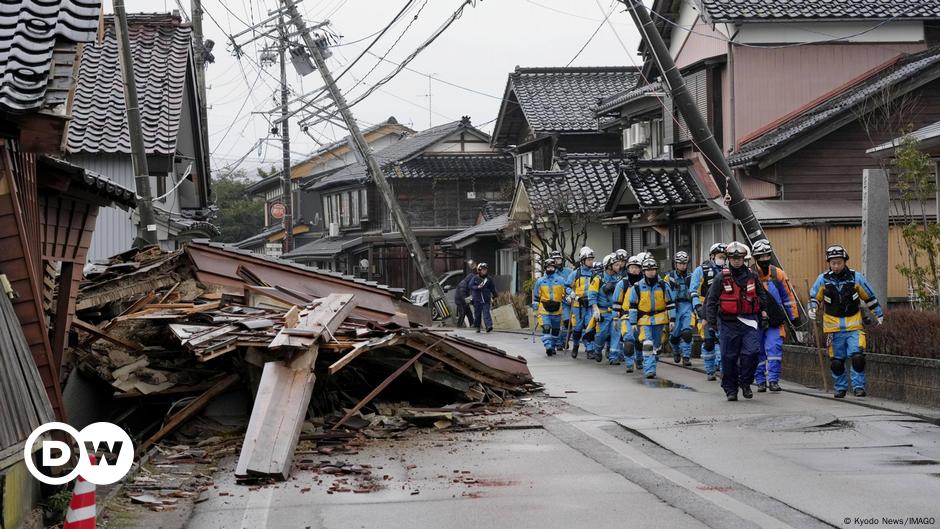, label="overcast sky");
[113,0,645,178]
